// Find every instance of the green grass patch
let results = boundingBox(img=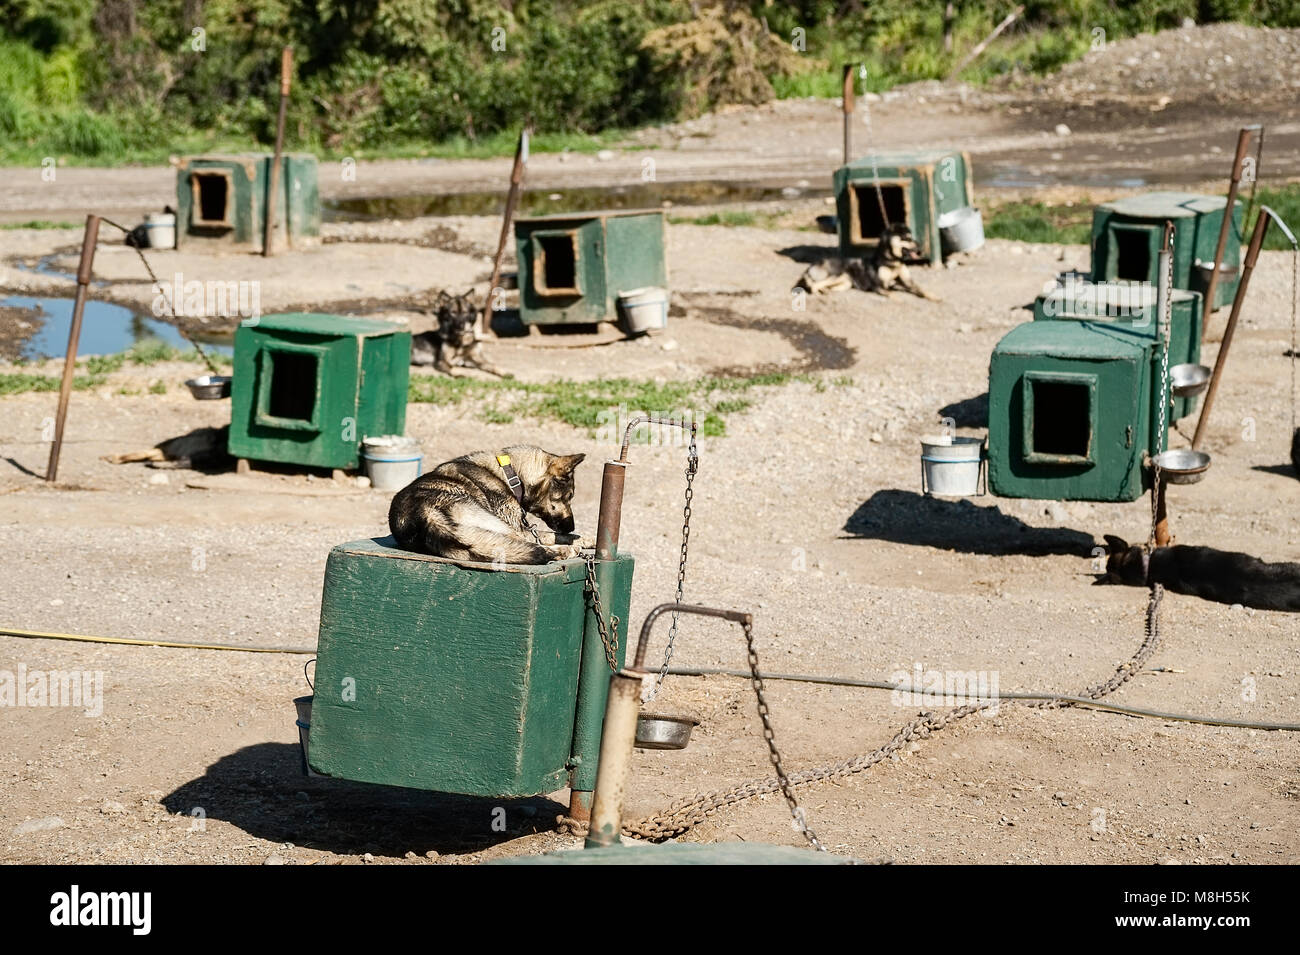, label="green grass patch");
[668,210,782,229]
[0,337,227,395]
[408,370,838,438]
[984,200,1092,245]
[0,219,80,230]
[1250,184,1300,251]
